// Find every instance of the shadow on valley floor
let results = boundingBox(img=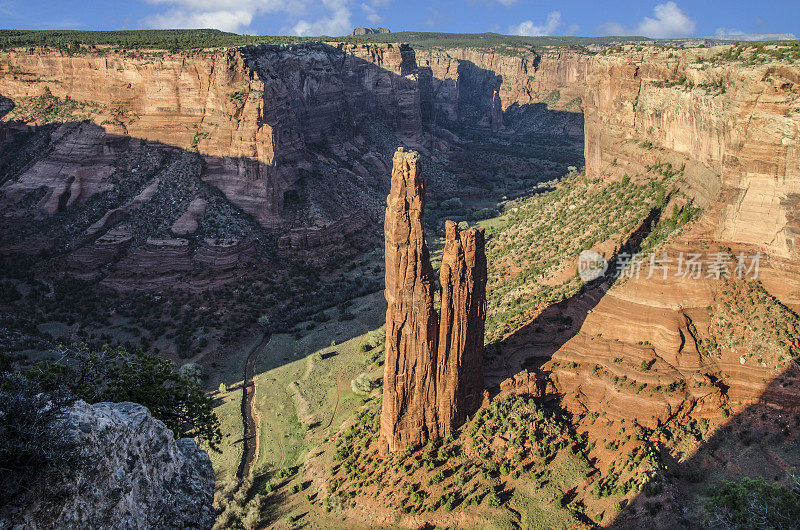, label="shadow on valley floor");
[490,201,666,388]
[0,117,383,377]
[608,359,800,528]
